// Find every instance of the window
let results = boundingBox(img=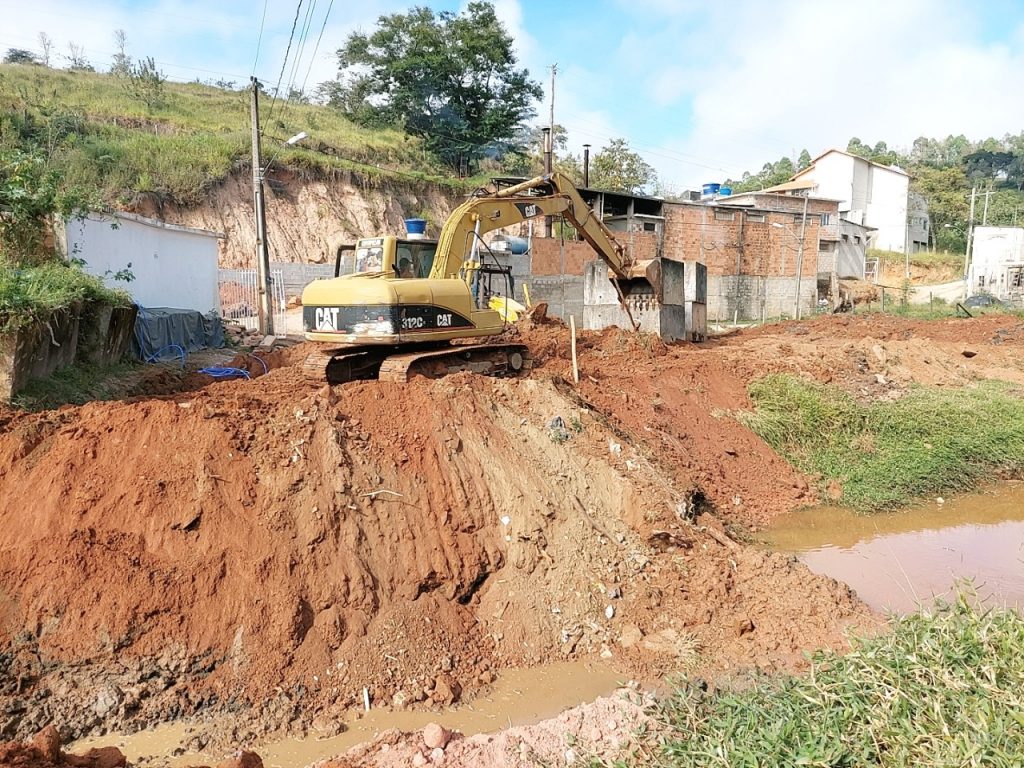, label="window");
[854,236,862,245]
[643,222,658,232]
[978,274,986,289]
[1010,268,1024,289]
[820,213,831,225]
[714,210,735,221]
[746,212,766,223]
[842,234,850,243]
